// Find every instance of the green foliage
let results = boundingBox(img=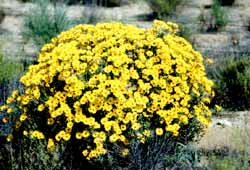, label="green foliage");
[165,143,202,170]
[22,0,72,49]
[96,133,175,170]
[205,152,250,170]
[0,55,24,85]
[0,52,24,137]
[207,56,250,110]
[0,53,24,104]
[211,0,228,29]
[73,7,100,25]
[89,117,204,170]
[177,24,193,41]
[146,0,182,19]
[0,135,65,170]
[199,0,228,32]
